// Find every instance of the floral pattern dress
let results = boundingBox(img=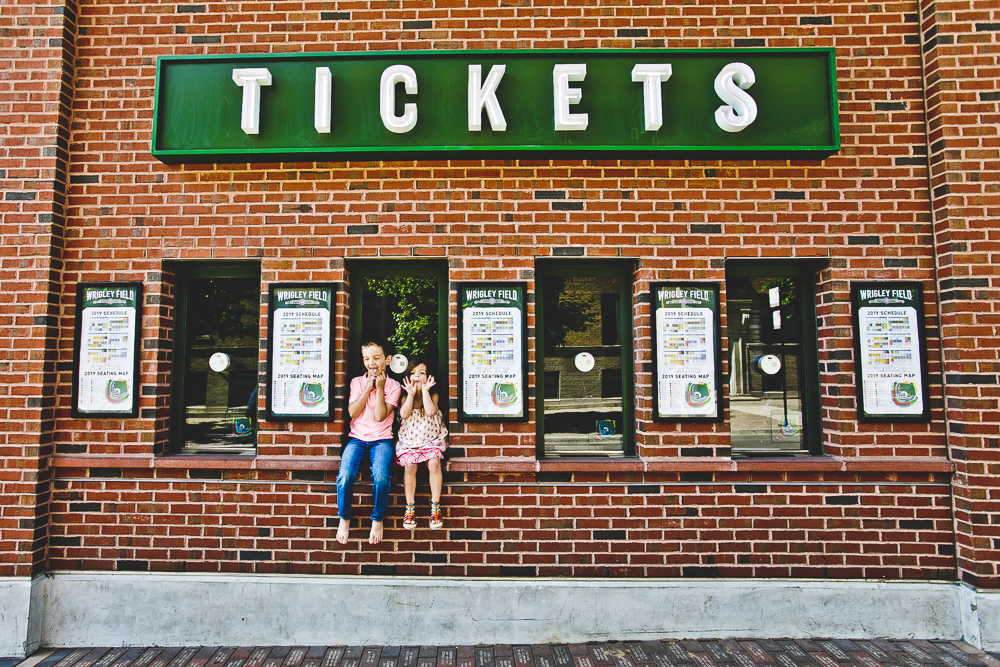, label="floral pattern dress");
[395,405,448,466]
